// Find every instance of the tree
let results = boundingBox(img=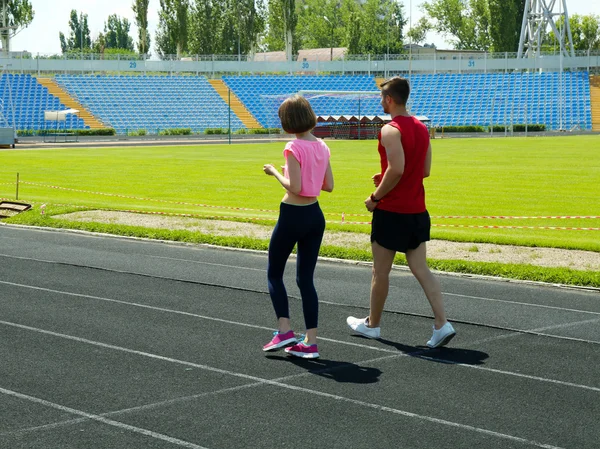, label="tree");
[345,8,362,55]
[488,0,525,52]
[237,0,266,58]
[188,0,225,55]
[156,0,189,59]
[281,0,297,61]
[294,0,405,57]
[421,0,491,50]
[407,17,432,46]
[58,9,91,54]
[104,14,134,51]
[359,0,405,55]
[580,14,600,51]
[296,0,336,51]
[1,0,34,55]
[92,32,106,55]
[547,14,600,52]
[132,0,151,55]
[263,0,285,51]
